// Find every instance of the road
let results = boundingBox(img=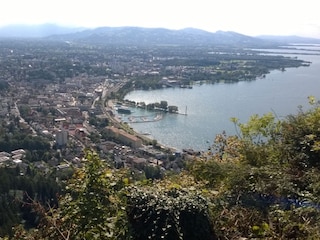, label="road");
[14,101,37,136]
